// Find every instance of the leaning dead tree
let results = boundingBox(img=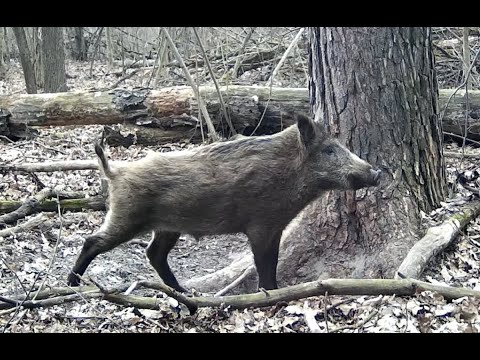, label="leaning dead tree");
[11,27,37,94]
